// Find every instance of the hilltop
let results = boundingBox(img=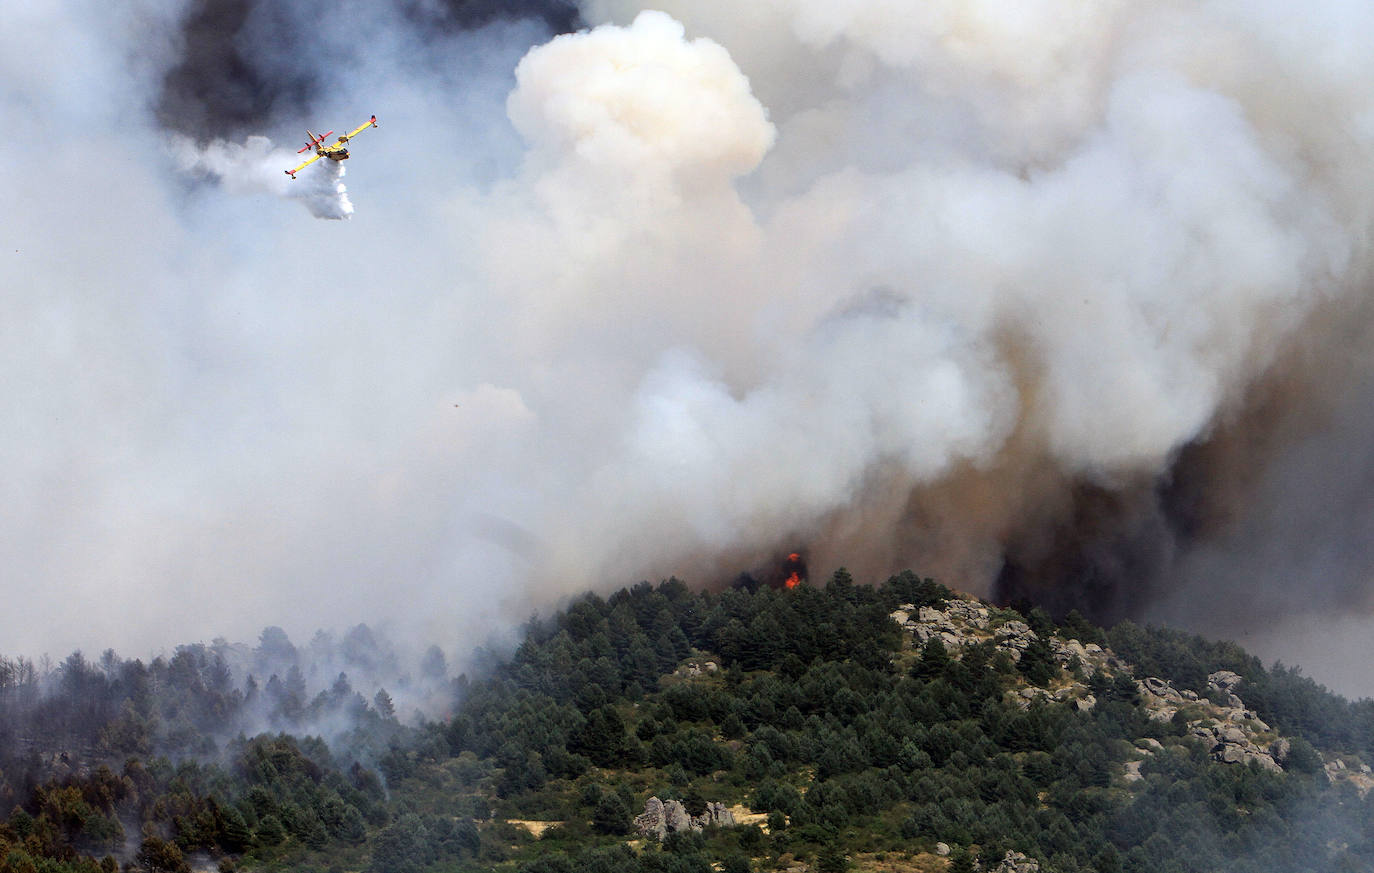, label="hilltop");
[2,571,1372,873]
